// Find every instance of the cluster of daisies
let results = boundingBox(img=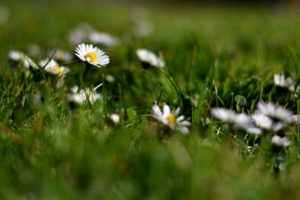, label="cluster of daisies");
[8,35,190,135]
[211,102,299,147]
[7,21,300,139]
